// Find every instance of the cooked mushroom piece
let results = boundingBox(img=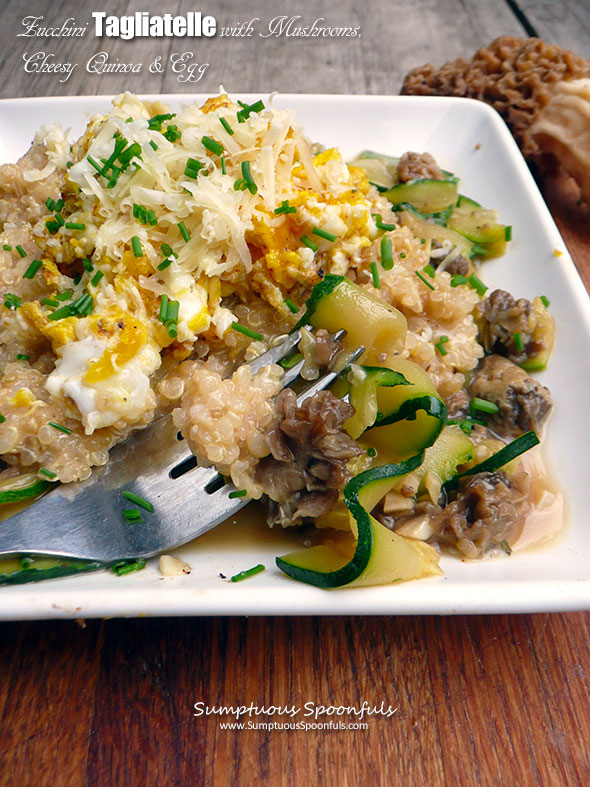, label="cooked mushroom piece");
[255,389,363,527]
[397,151,444,182]
[427,469,531,558]
[475,288,554,366]
[468,354,552,438]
